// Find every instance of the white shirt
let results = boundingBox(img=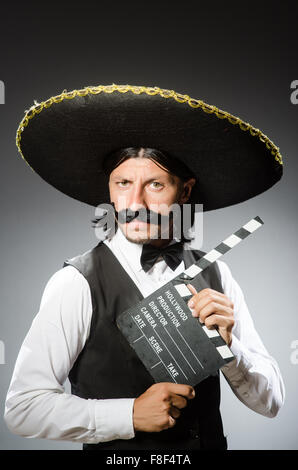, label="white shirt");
[4,228,285,444]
